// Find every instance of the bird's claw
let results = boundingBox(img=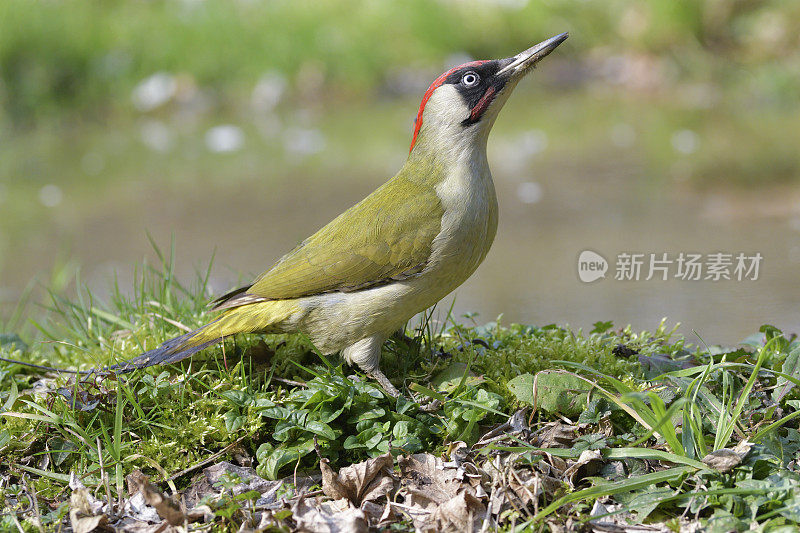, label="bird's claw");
[418,399,442,412]
[366,369,442,412]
